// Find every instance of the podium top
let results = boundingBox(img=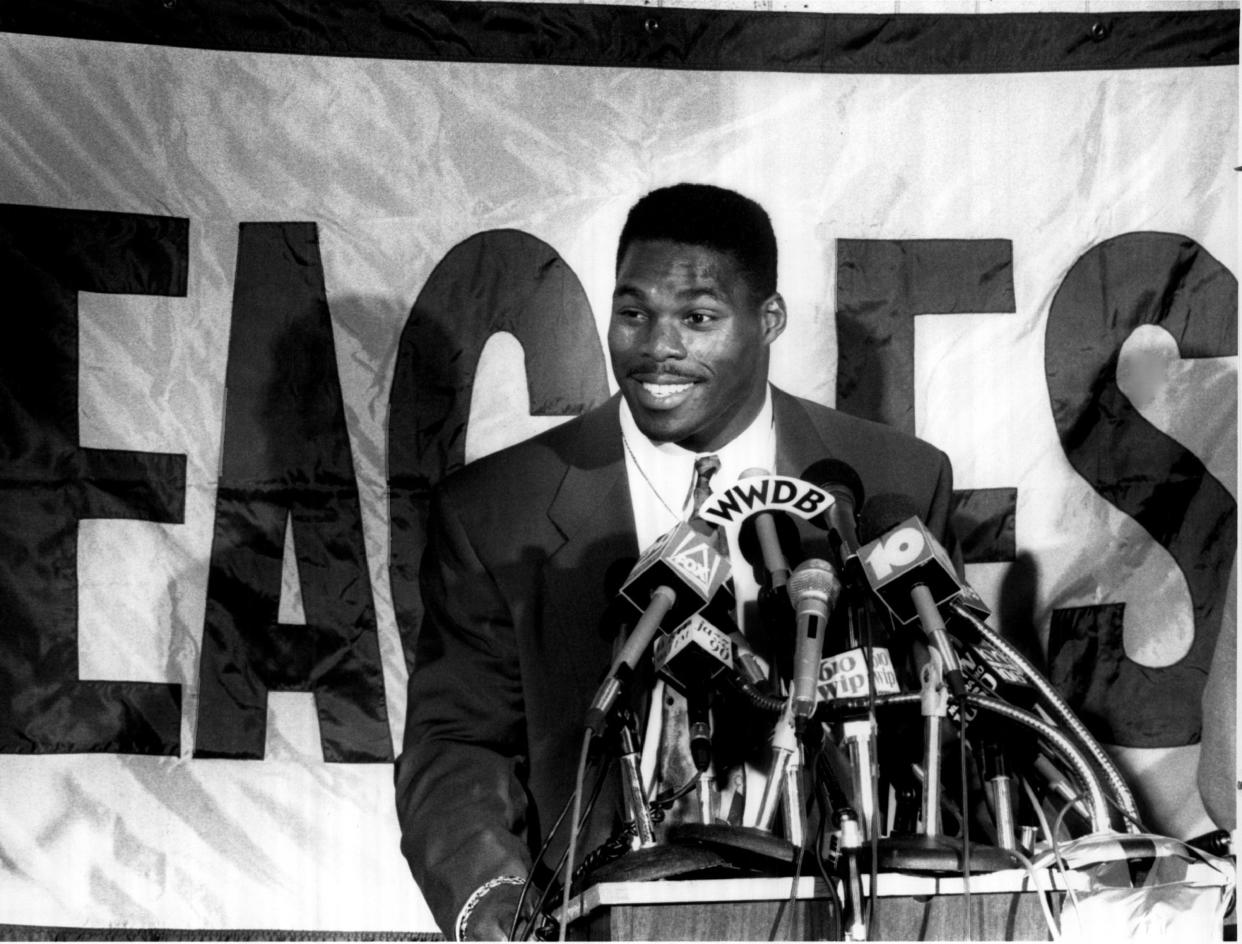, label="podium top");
[560,869,1088,925]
